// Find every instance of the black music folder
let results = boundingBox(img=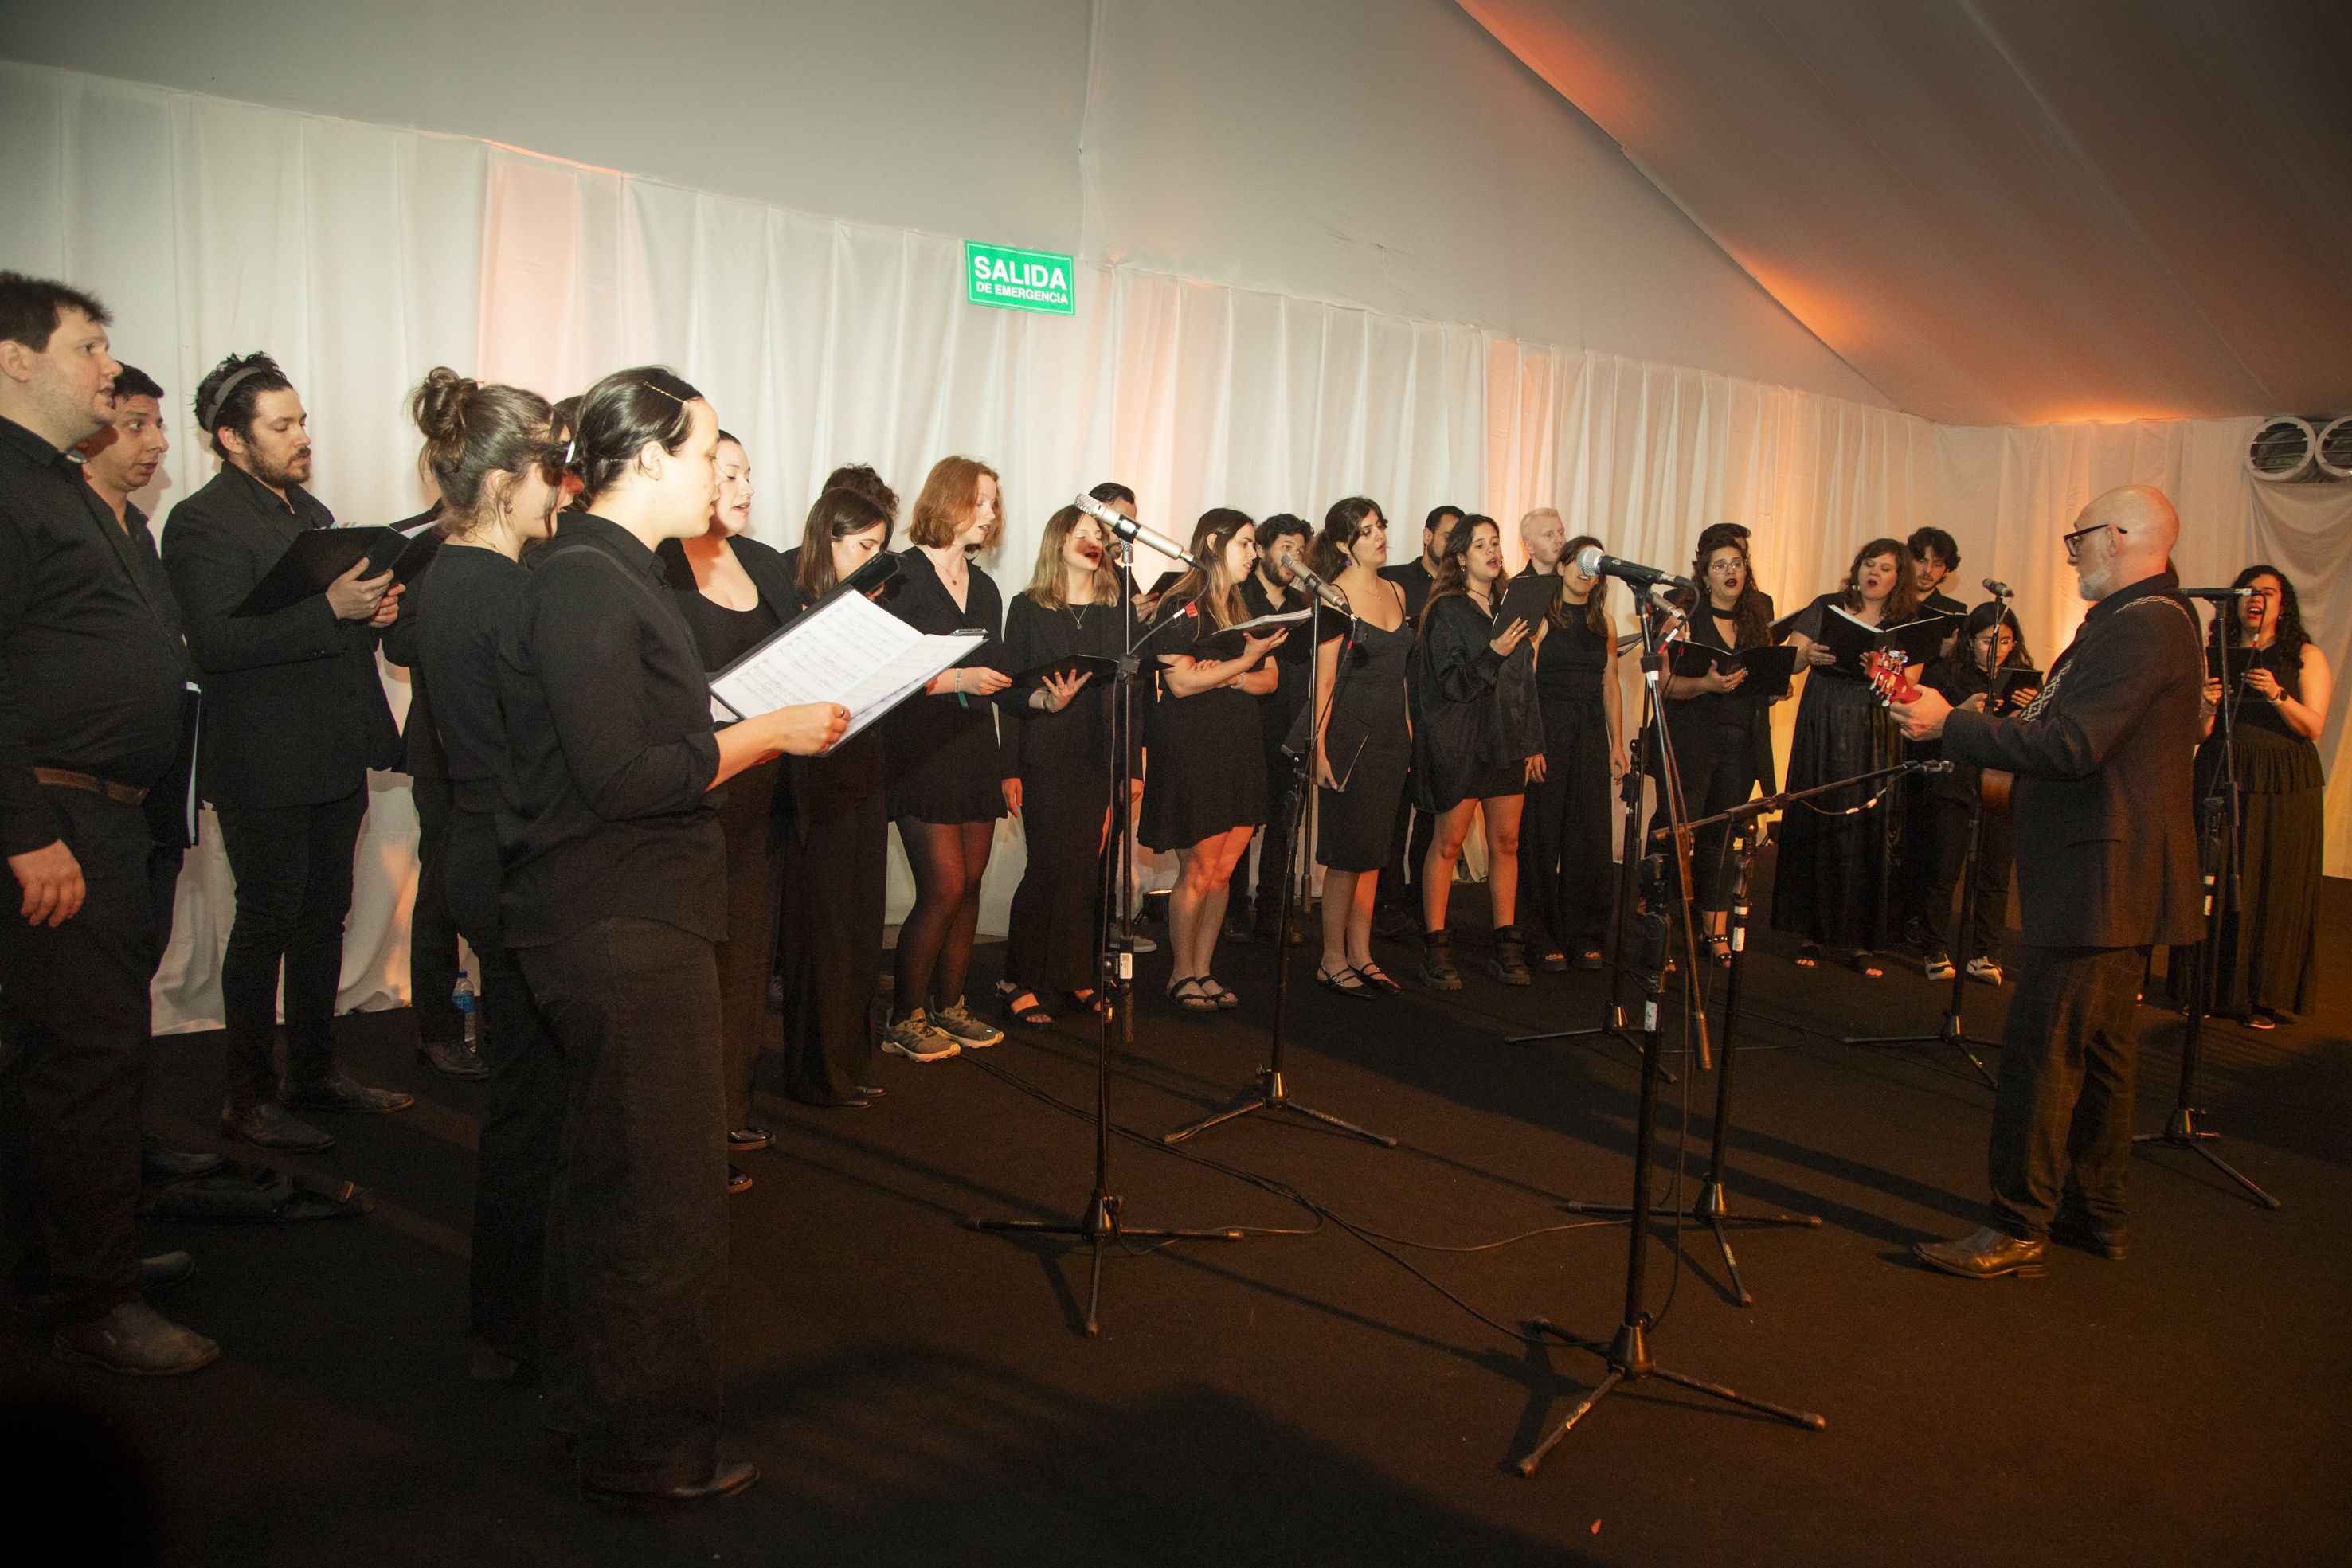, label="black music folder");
[232,525,441,616]
[1492,573,1558,633]
[1186,607,1313,660]
[1809,604,1959,675]
[1669,642,1800,700]
[1988,666,2044,715]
